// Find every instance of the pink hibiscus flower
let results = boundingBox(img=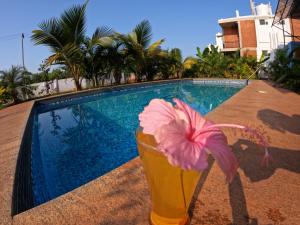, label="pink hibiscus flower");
[139,98,270,183]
